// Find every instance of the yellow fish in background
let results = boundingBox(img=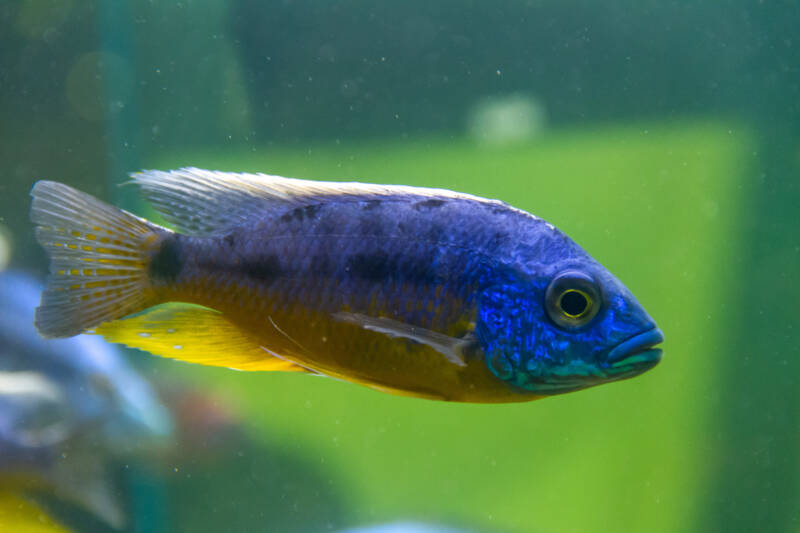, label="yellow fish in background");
[0,491,70,533]
[30,168,663,402]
